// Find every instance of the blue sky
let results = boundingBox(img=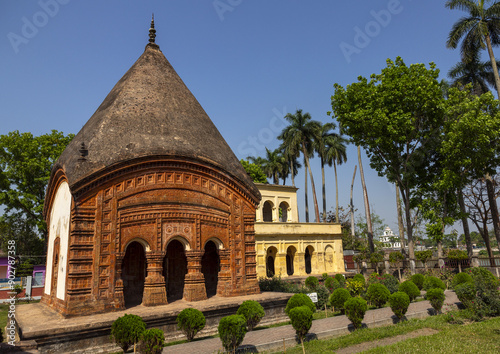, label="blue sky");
[0,1,485,237]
